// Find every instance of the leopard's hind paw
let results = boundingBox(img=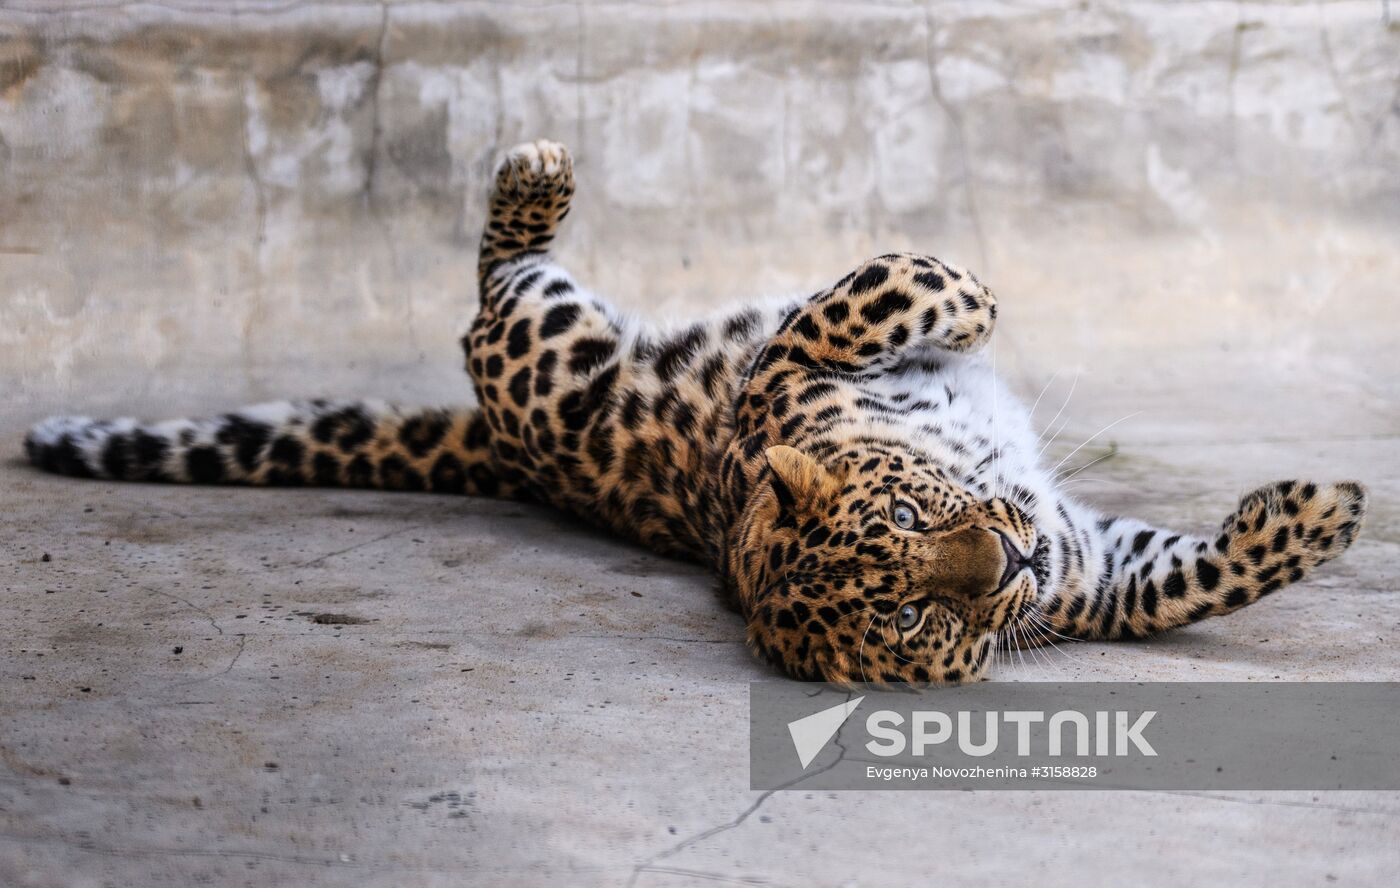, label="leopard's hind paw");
[492,139,574,207]
[1219,480,1367,595]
